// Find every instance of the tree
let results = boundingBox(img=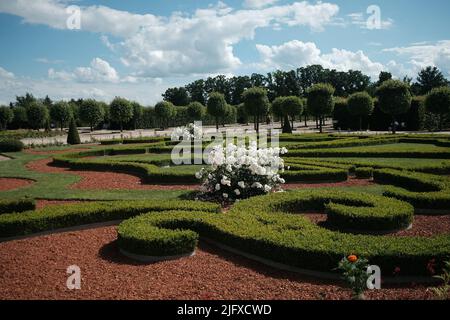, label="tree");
[155,101,175,129]
[67,117,81,145]
[207,92,227,131]
[50,101,72,131]
[110,97,133,132]
[79,99,104,131]
[242,87,269,133]
[15,93,36,109]
[271,97,286,126]
[0,106,13,130]
[416,66,448,95]
[425,86,450,131]
[187,102,206,121]
[26,101,49,130]
[131,101,143,130]
[347,92,374,131]
[377,71,392,86]
[185,79,206,105]
[376,79,412,134]
[306,83,335,133]
[282,96,303,129]
[10,106,28,129]
[162,87,190,106]
[282,114,292,134]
